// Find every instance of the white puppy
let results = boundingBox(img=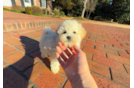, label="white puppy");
[39,20,86,74]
